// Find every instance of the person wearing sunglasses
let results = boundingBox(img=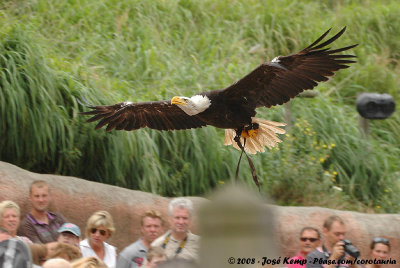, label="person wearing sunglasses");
[287,227,321,268]
[80,211,117,268]
[364,237,391,268]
